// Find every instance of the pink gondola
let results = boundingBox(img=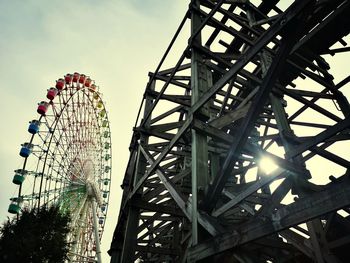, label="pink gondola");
[37,101,49,115]
[65,73,72,84]
[55,78,65,90]
[72,72,80,82]
[47,88,58,100]
[79,74,86,84]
